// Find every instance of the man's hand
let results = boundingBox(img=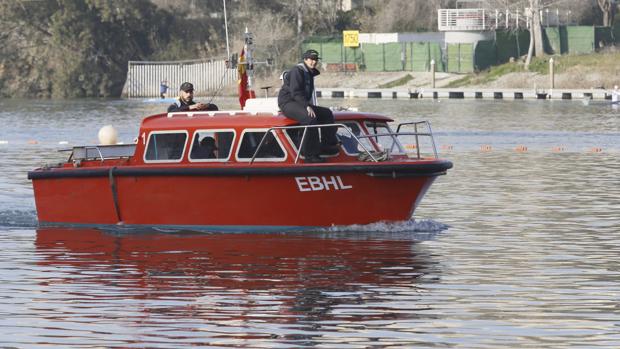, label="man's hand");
[306,106,316,118]
[190,103,208,111]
